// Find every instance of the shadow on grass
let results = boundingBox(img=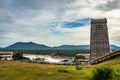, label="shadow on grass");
[58,69,69,73]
